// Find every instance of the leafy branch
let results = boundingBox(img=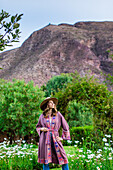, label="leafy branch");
[0,9,23,51]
